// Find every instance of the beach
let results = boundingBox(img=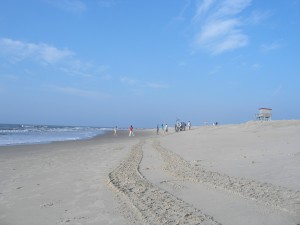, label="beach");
[1,121,300,225]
